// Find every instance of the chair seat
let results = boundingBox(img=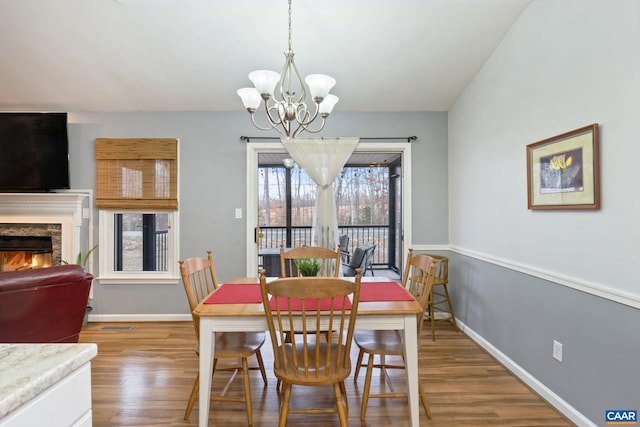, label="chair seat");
[354,330,403,355]
[213,332,266,357]
[432,278,447,287]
